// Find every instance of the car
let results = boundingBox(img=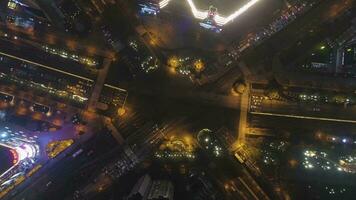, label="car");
[72,149,83,158]
[46,181,52,187]
[87,150,94,156]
